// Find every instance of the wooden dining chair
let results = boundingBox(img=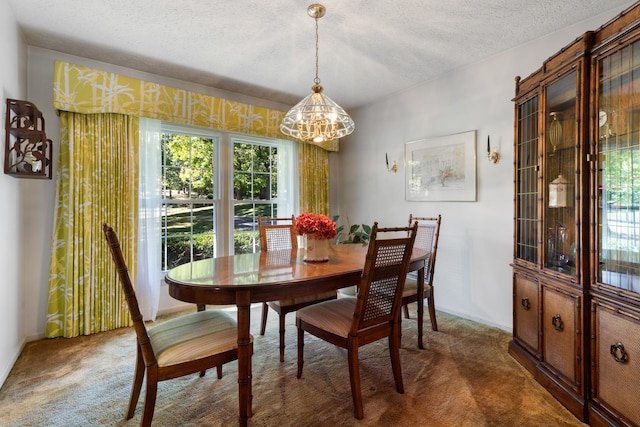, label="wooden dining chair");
[402,214,441,348]
[103,223,252,427]
[296,222,418,419]
[258,216,336,362]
